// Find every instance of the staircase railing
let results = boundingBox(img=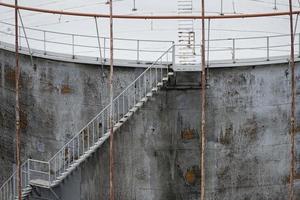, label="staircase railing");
[0,161,29,200]
[0,45,174,198]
